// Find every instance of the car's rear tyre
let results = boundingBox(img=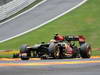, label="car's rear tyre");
[80,43,91,58]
